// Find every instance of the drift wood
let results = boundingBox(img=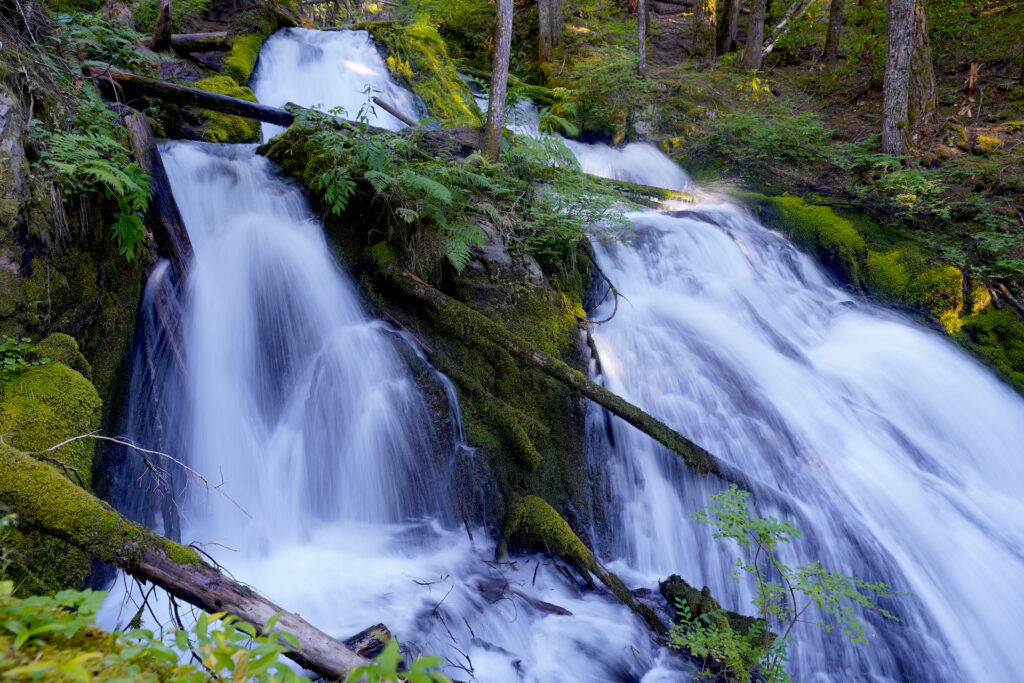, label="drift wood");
[0,444,371,681]
[140,32,233,52]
